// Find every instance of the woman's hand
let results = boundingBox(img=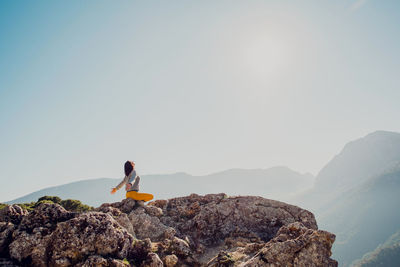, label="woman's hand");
[111,188,117,194]
[125,183,132,191]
